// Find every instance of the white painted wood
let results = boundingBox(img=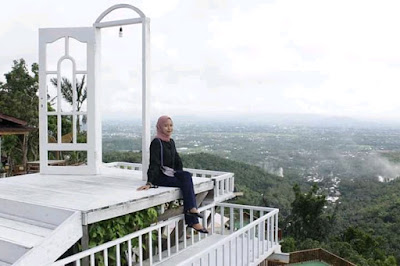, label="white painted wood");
[94,27,102,171]
[39,27,98,175]
[51,203,280,266]
[0,217,52,237]
[13,211,82,266]
[0,240,27,265]
[0,198,71,226]
[0,167,215,225]
[94,18,143,28]
[142,17,151,181]
[0,260,11,266]
[94,4,145,24]
[0,226,43,248]
[154,235,225,266]
[38,29,48,177]
[0,213,56,231]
